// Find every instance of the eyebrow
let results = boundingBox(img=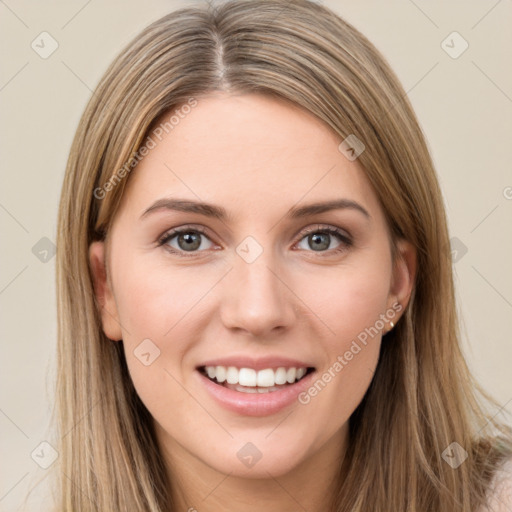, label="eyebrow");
[140,198,371,222]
